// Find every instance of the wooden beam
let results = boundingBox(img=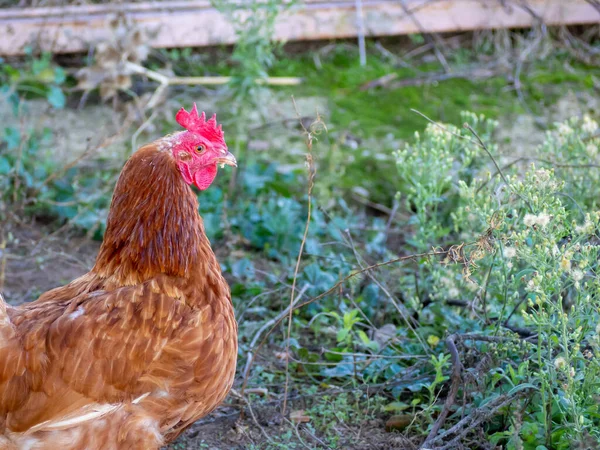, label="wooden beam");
[0,0,599,56]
